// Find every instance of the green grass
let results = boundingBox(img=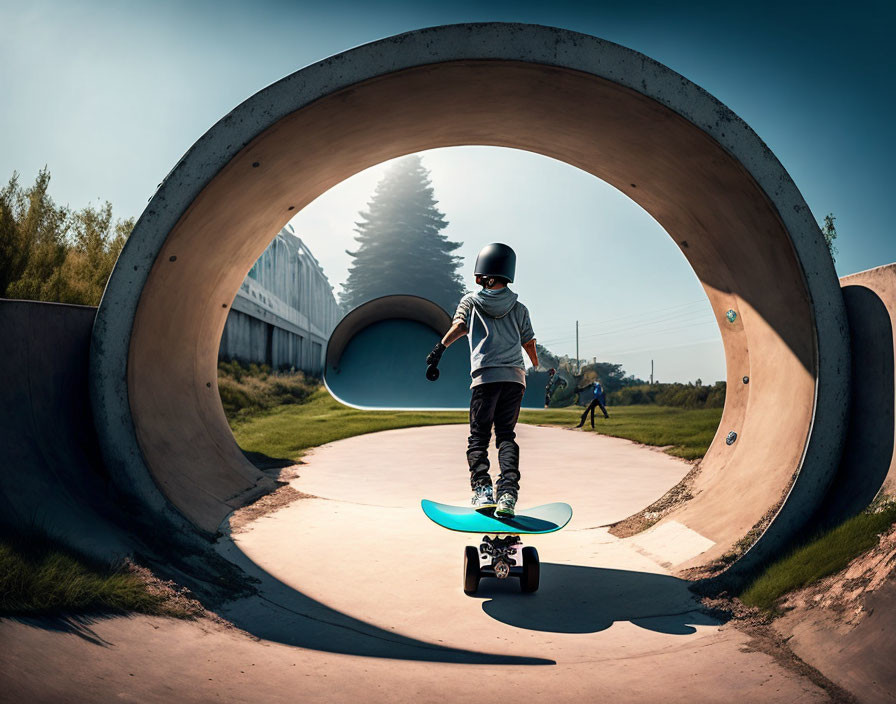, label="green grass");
[0,530,197,618]
[520,405,723,460]
[230,390,722,463]
[230,388,468,461]
[739,503,896,611]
